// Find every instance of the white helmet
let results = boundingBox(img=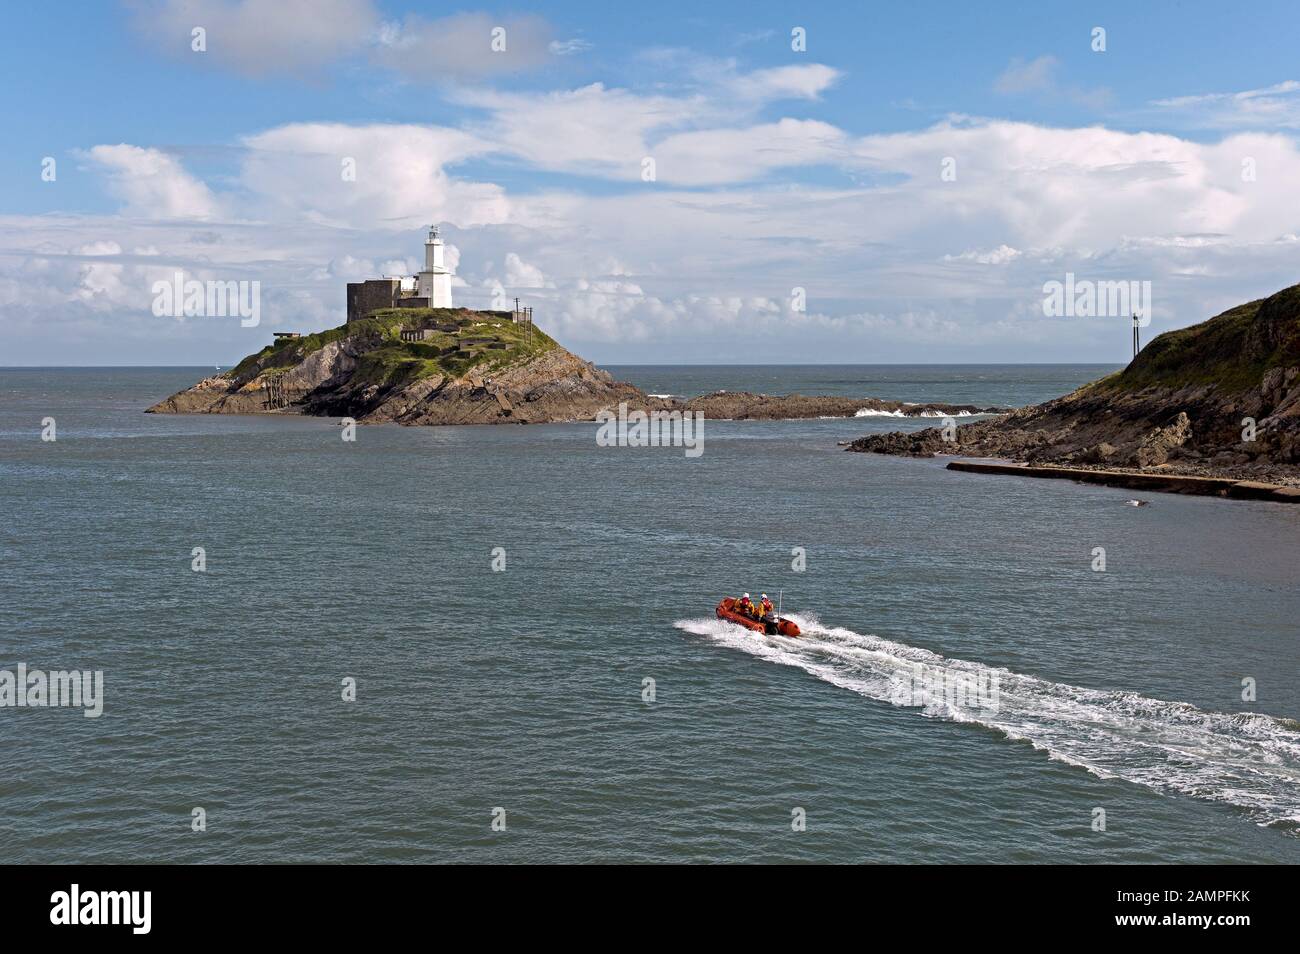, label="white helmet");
[761,593,768,599]
[742,592,750,599]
